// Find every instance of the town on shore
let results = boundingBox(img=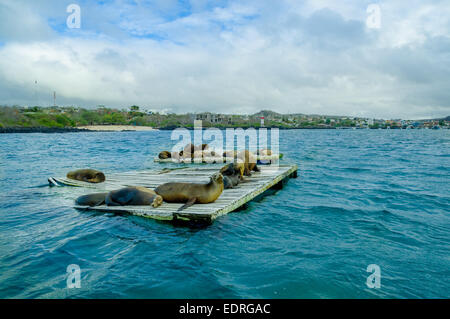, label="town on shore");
[0,105,449,132]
